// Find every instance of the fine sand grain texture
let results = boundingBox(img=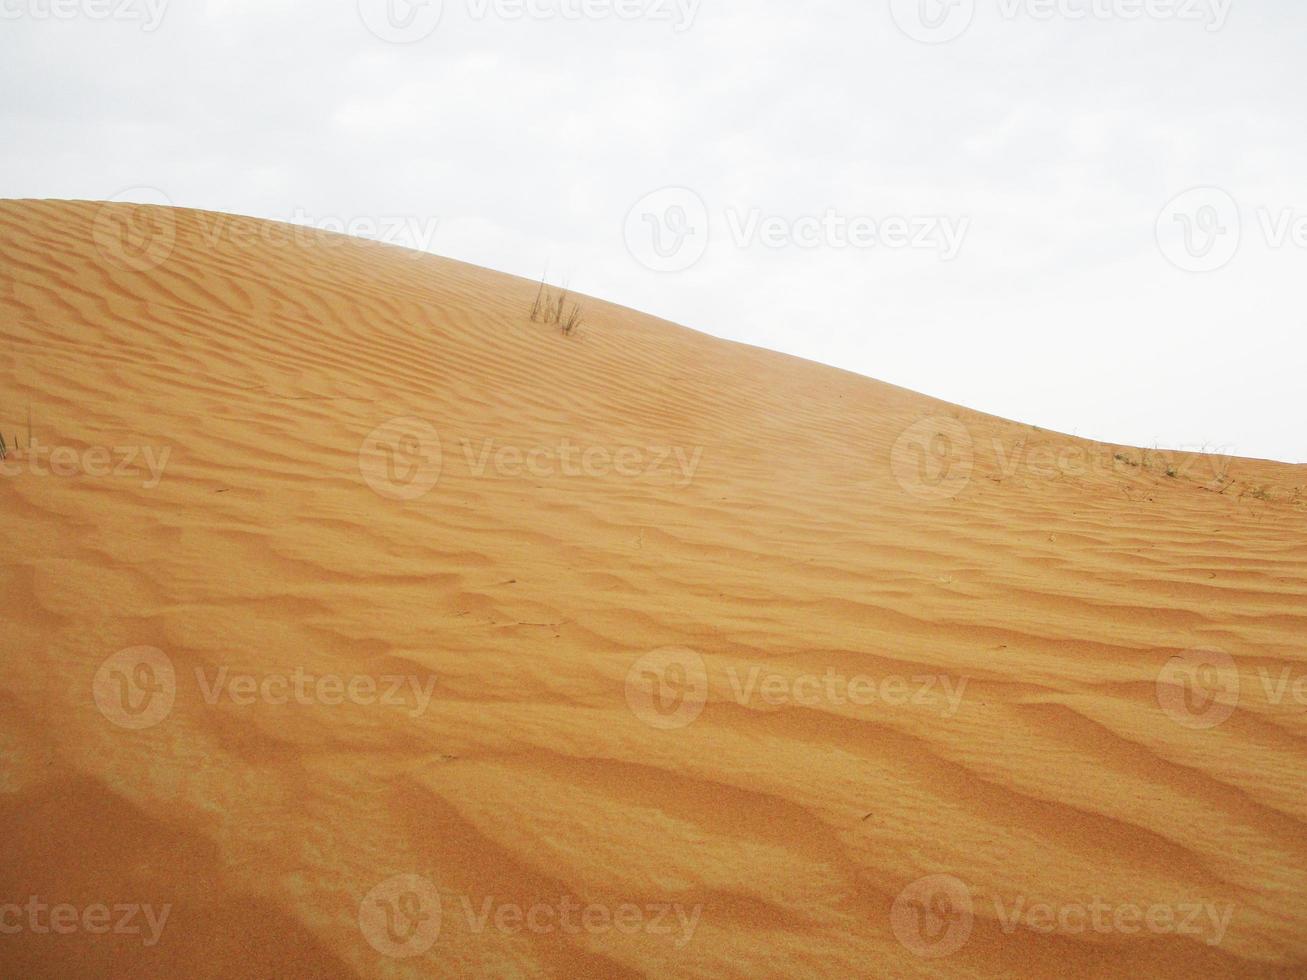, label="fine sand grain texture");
[1,199,1306,978]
